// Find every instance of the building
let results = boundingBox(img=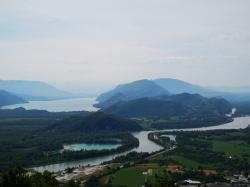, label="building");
[180,179,201,187]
